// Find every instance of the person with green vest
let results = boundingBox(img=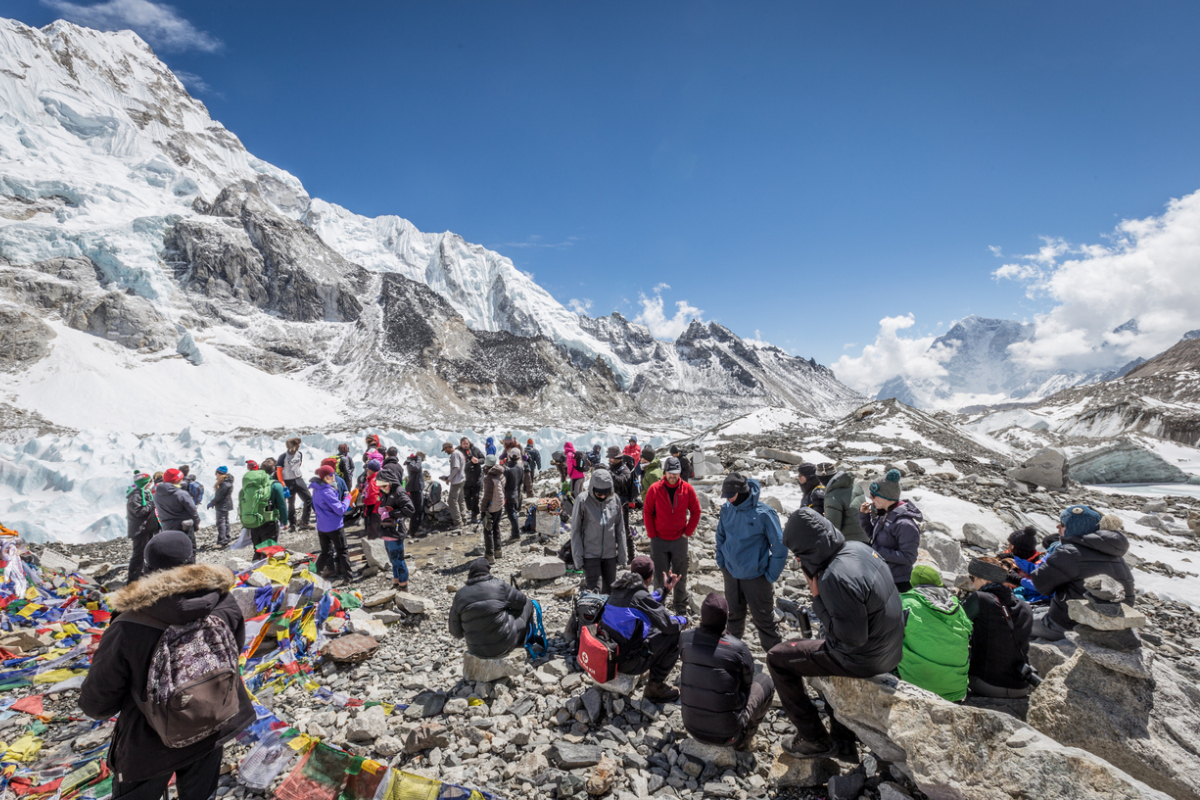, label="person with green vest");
[897,565,972,702]
[640,447,663,506]
[823,470,868,544]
